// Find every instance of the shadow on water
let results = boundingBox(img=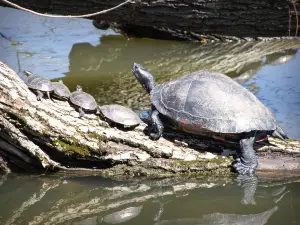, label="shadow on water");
[0,173,299,225]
